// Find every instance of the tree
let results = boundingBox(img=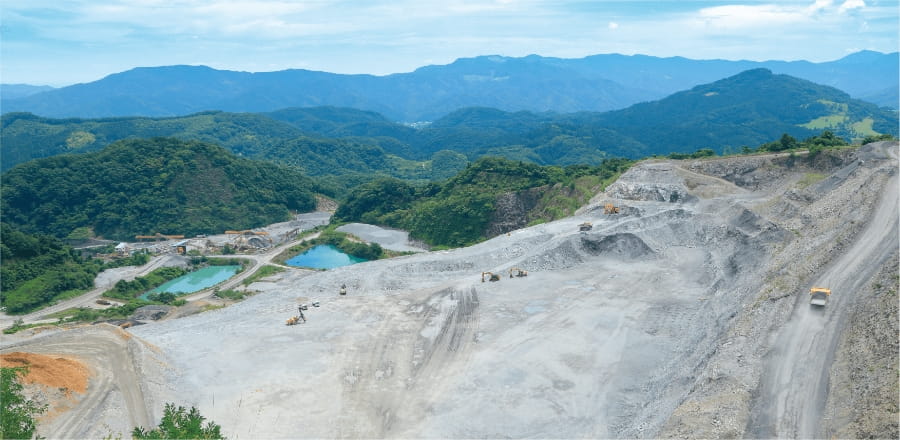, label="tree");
[1,366,47,440]
[132,403,224,439]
